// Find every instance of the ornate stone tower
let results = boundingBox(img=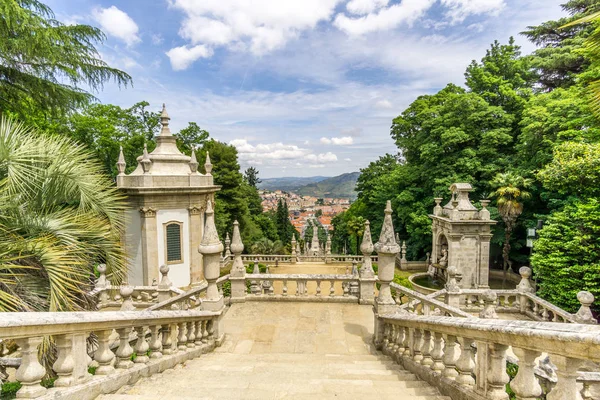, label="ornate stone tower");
[117,104,220,288]
[429,183,496,289]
